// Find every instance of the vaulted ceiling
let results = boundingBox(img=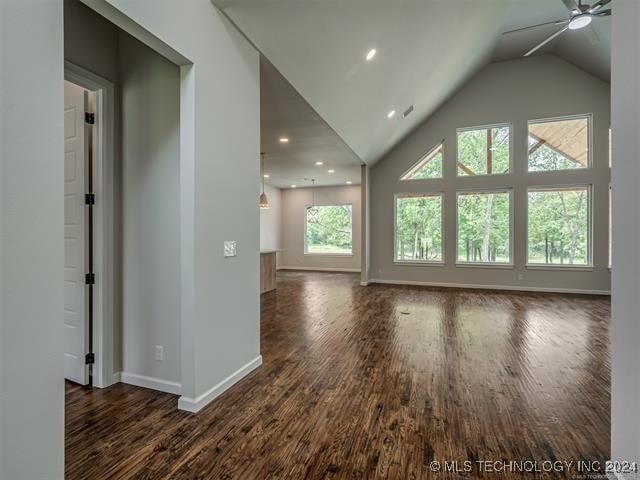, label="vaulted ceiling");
[215,0,610,172]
